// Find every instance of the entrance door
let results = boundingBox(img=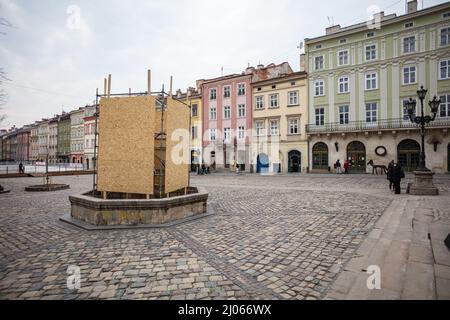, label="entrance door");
[288,150,301,173]
[312,142,329,170]
[398,139,420,172]
[257,153,269,173]
[347,141,366,172]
